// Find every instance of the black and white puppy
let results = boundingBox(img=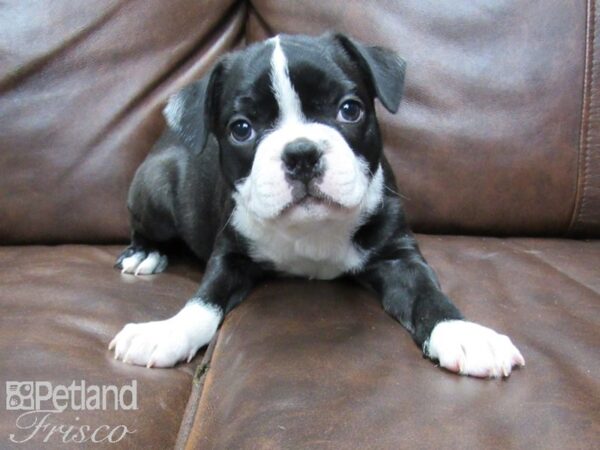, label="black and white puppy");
[109,33,525,378]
